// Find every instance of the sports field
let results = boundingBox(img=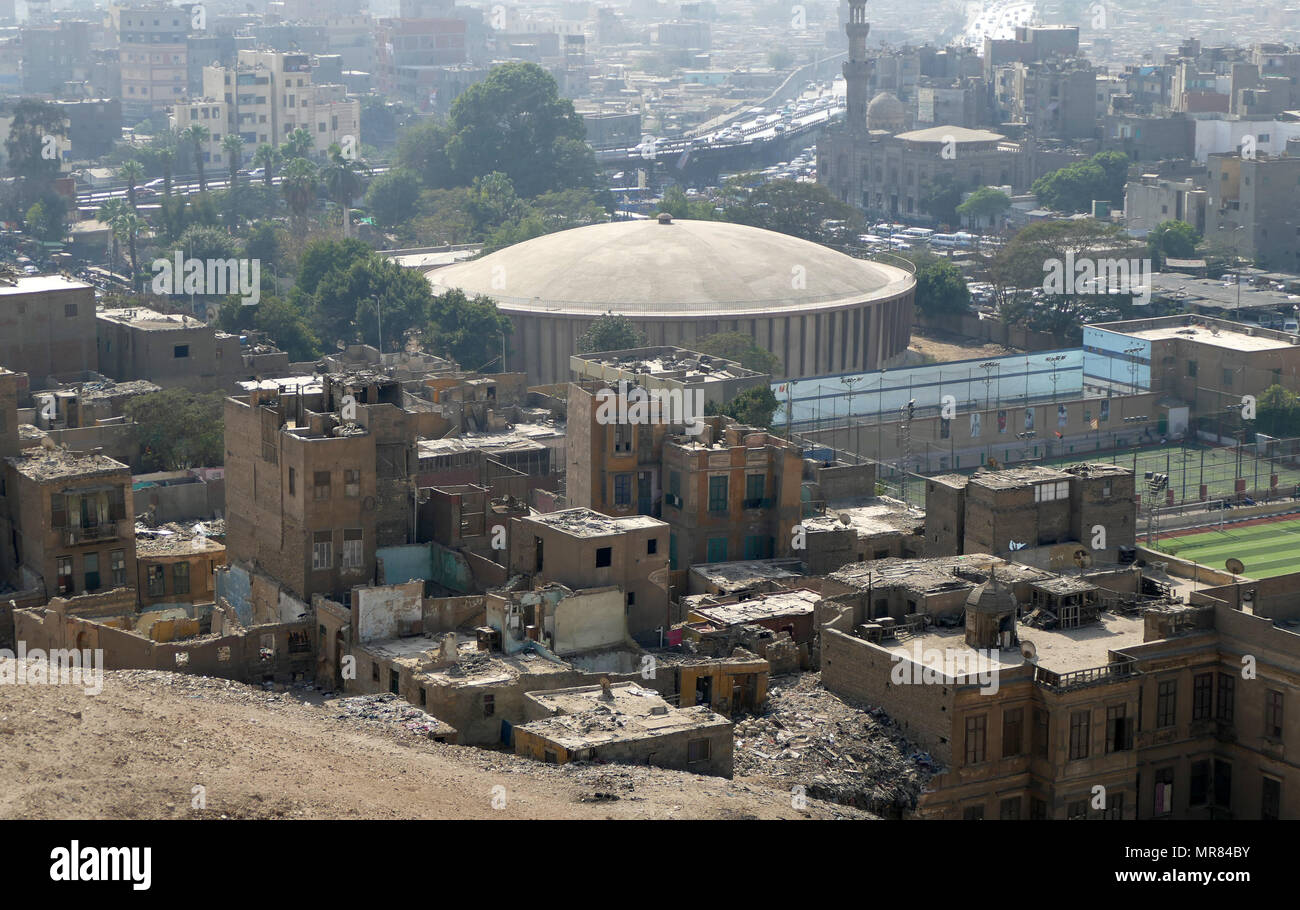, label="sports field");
[1153,516,1300,579]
